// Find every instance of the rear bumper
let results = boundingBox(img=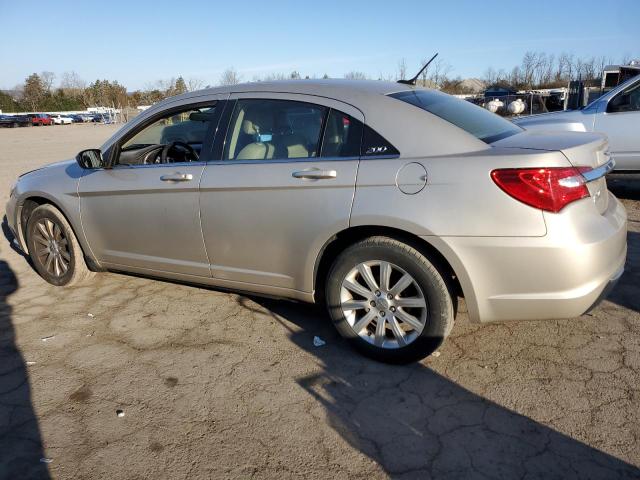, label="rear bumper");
[425,192,628,323]
[584,263,624,314]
